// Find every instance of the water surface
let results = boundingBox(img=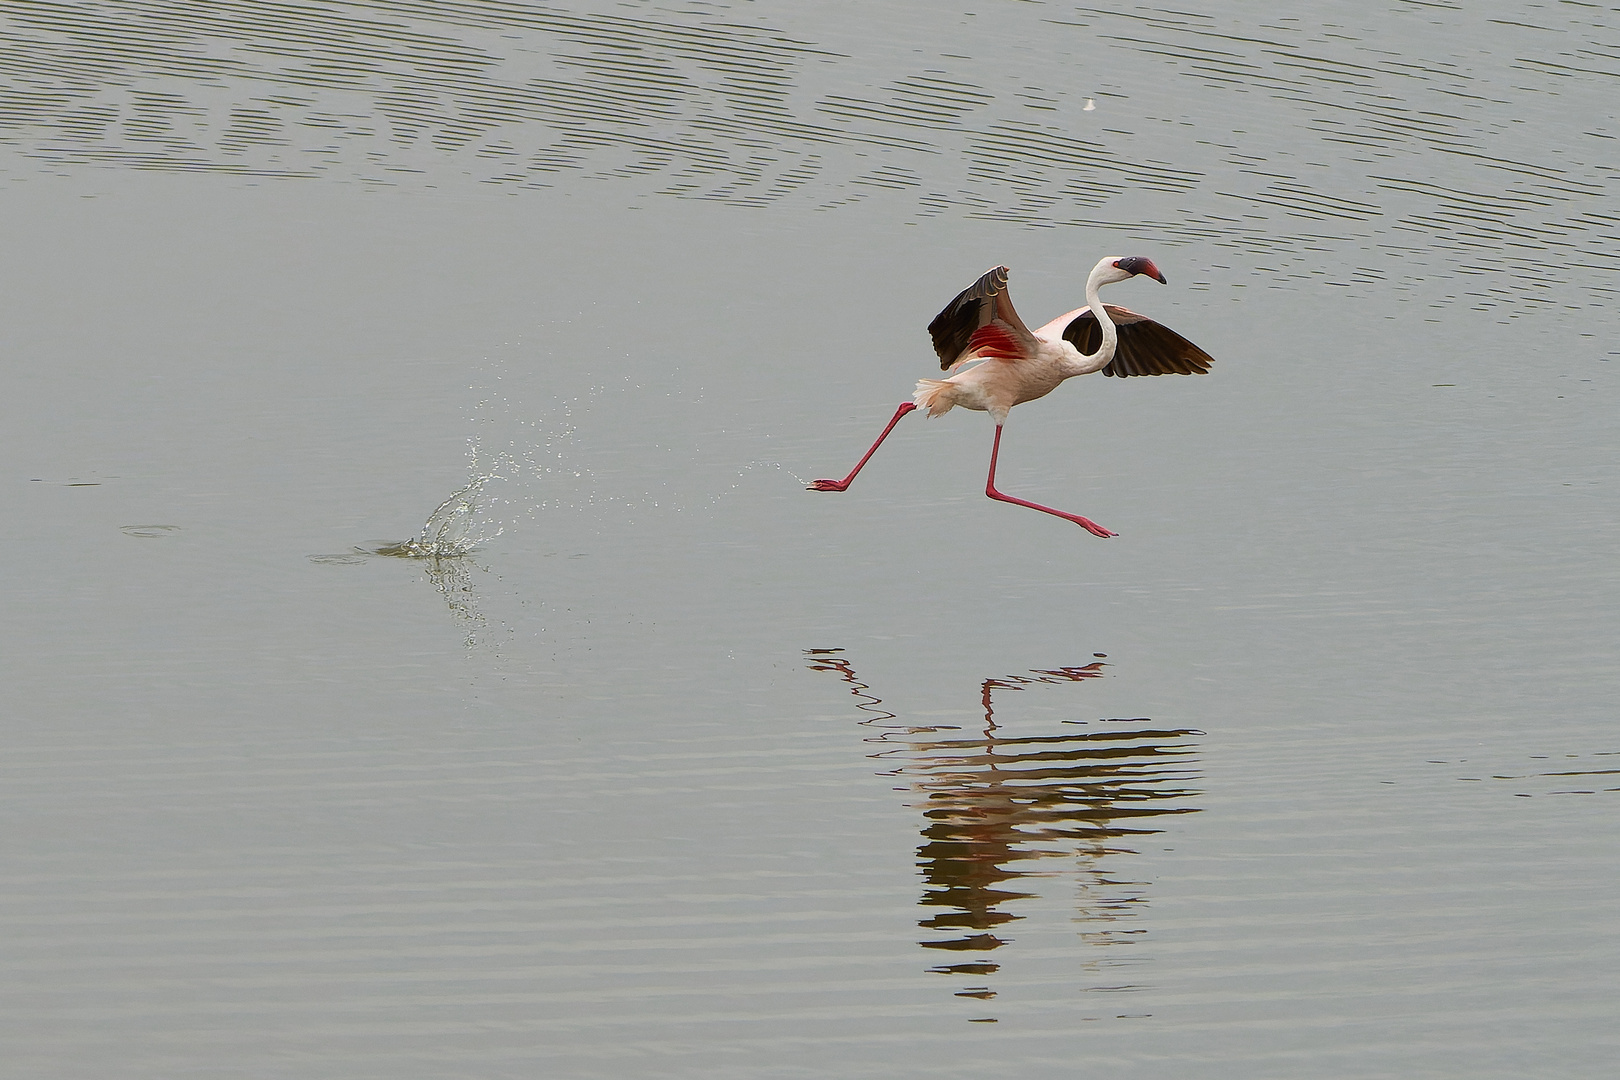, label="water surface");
[1,2,1616,1077]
